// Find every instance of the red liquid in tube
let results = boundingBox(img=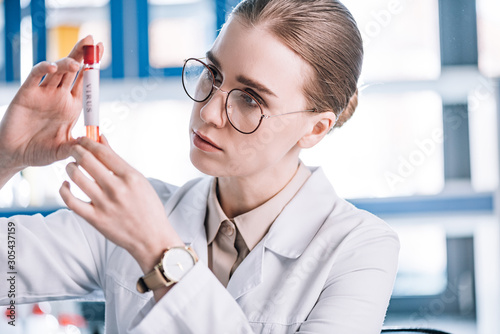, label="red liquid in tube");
[83,45,100,142]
